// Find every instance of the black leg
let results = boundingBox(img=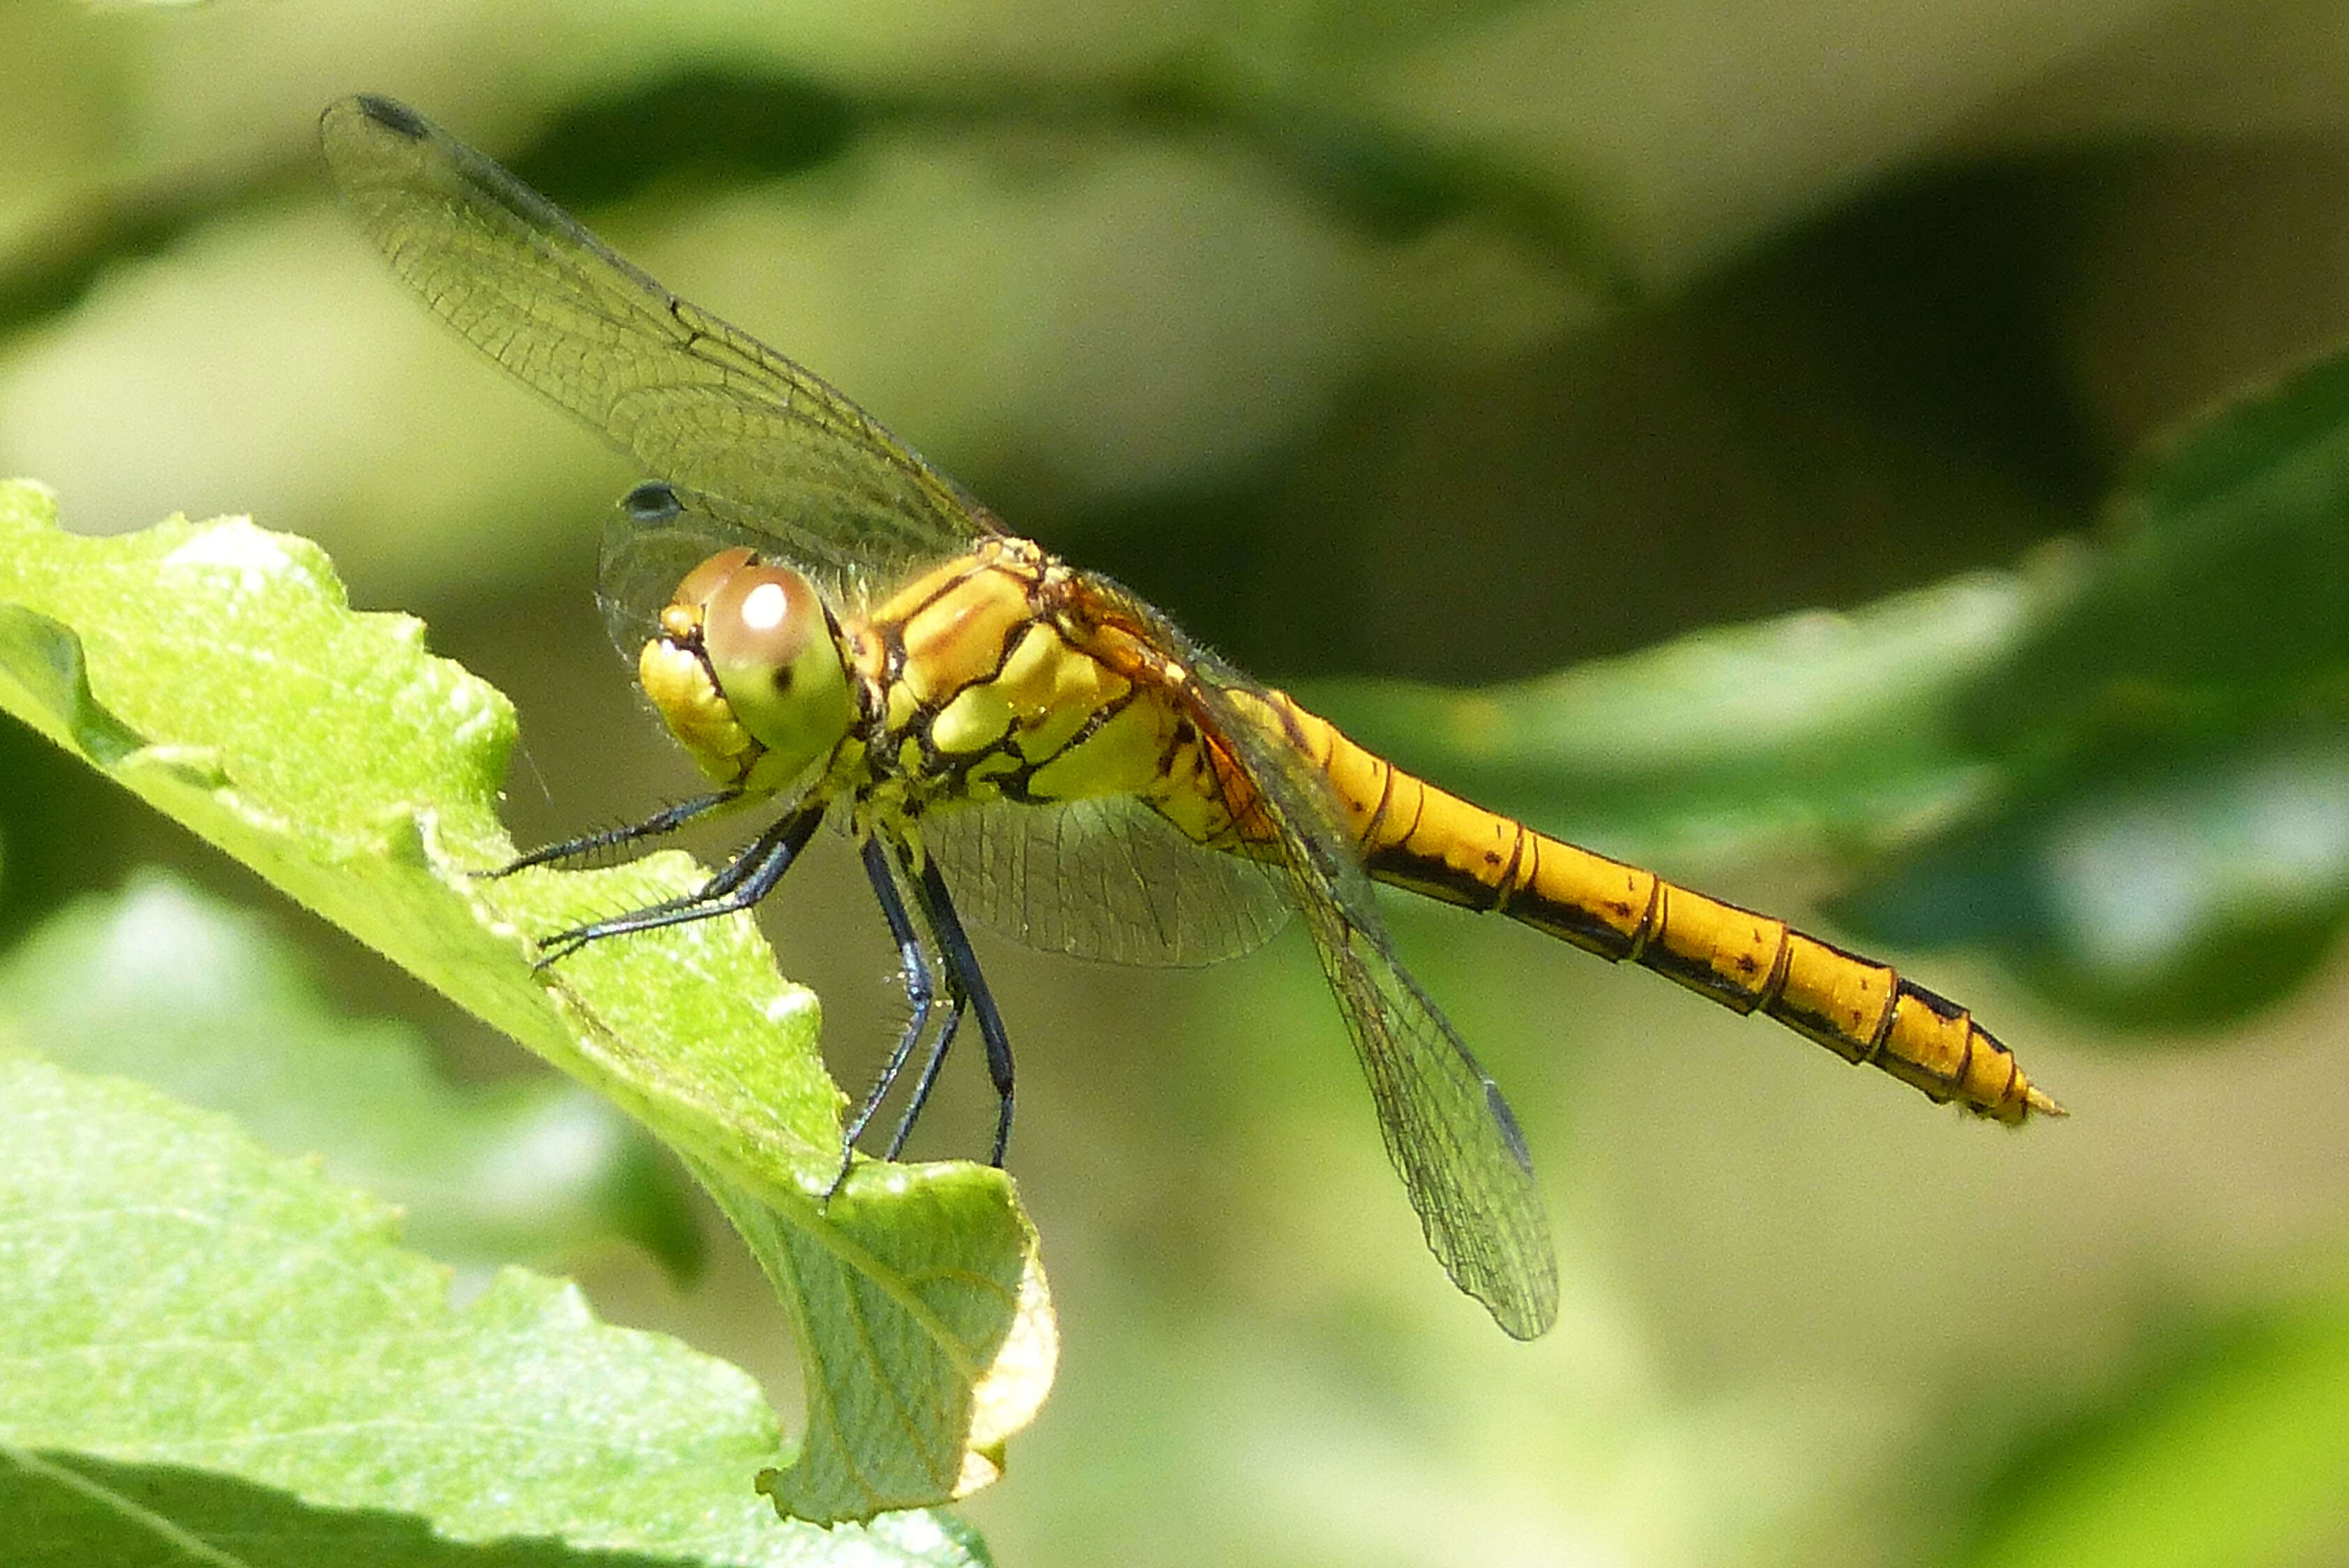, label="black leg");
[496,789,742,876]
[543,799,792,931]
[533,801,823,967]
[903,845,1015,1167]
[835,835,957,1184]
[882,1005,962,1161]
